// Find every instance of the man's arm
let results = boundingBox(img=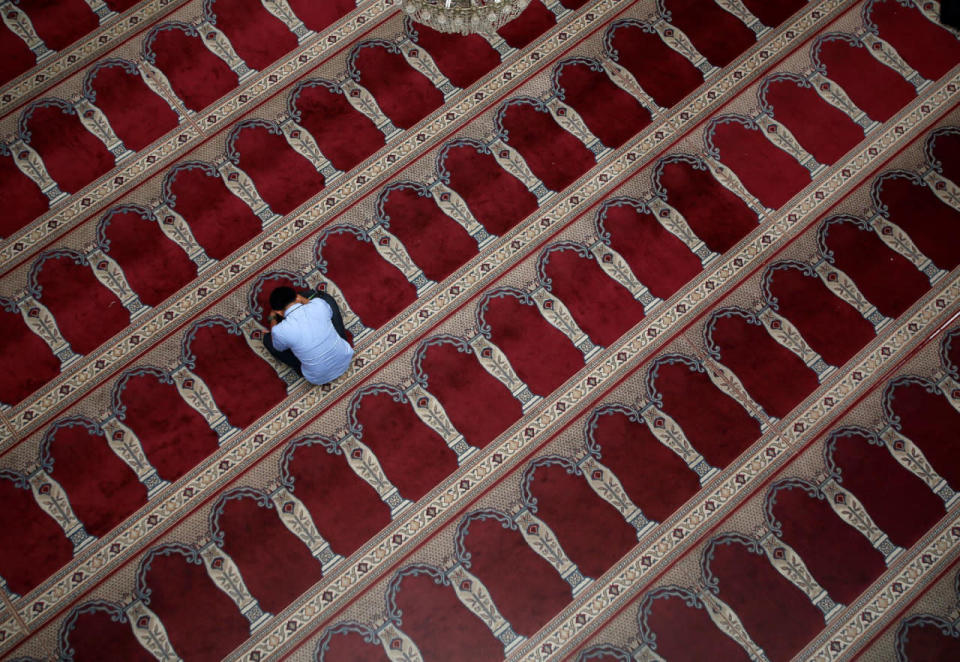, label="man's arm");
[268,311,293,351]
[270,322,292,351]
[305,296,334,320]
